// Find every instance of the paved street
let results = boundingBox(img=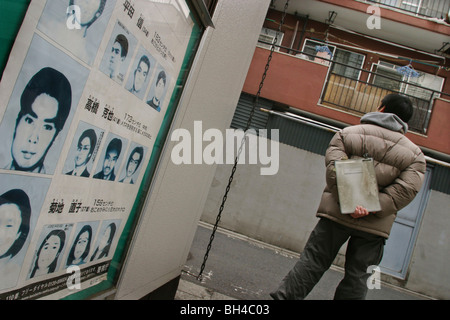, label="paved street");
[178,222,431,300]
